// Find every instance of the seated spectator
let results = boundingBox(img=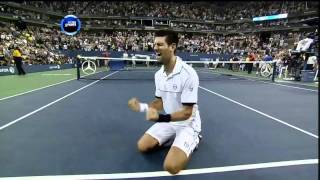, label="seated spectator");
[263,53,273,62]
